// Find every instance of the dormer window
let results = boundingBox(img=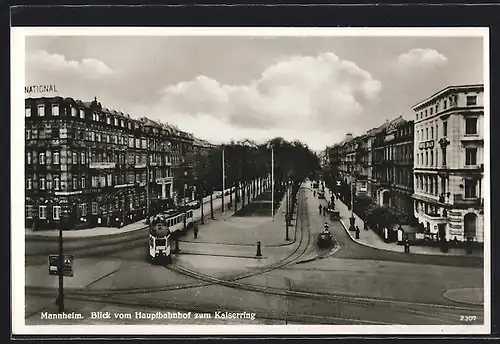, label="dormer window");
[52,105,59,116]
[80,109,85,119]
